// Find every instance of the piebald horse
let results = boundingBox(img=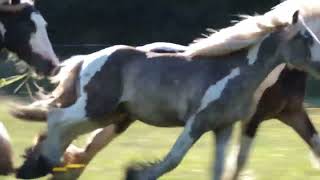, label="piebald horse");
[0,0,58,176]
[13,0,320,179]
